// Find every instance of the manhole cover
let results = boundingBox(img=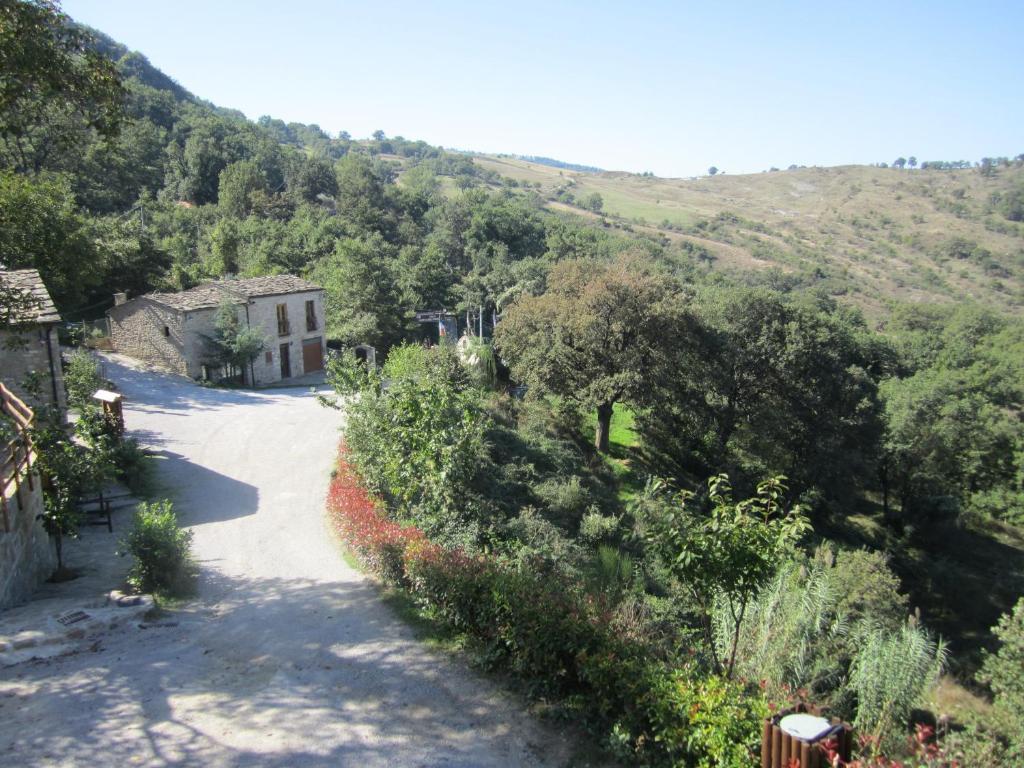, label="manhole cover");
[57,610,90,626]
